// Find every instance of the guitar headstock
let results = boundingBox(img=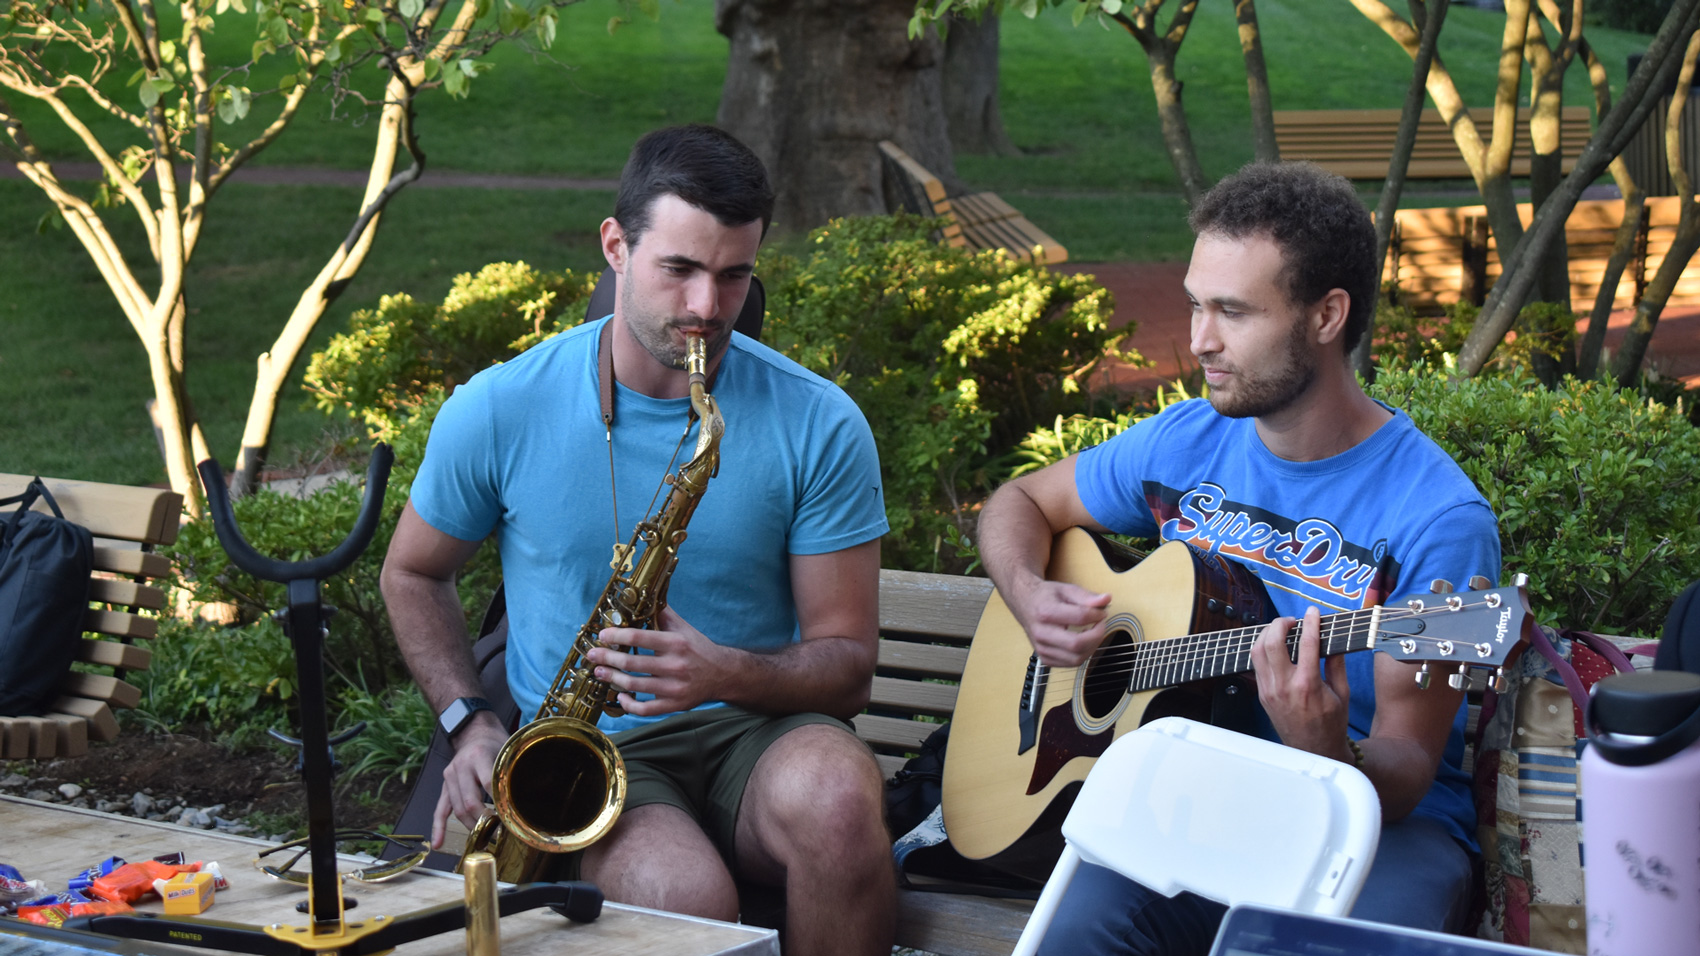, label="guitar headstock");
[1374,573,1532,691]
